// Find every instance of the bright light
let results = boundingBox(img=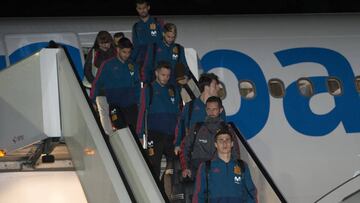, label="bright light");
[0,149,6,157]
[83,147,96,156]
